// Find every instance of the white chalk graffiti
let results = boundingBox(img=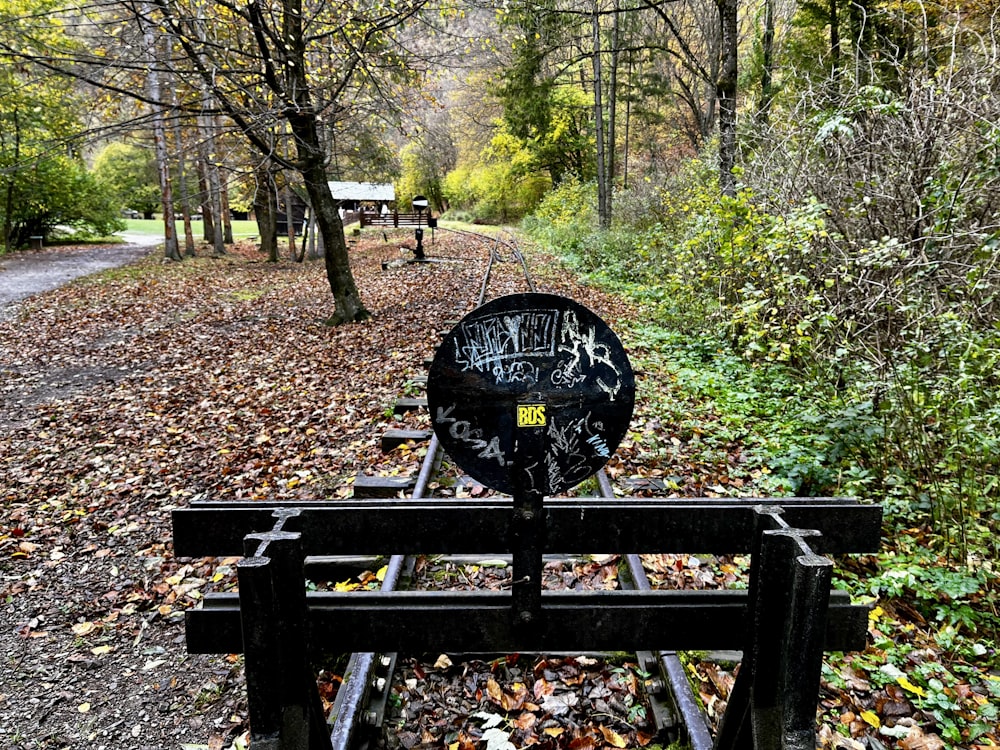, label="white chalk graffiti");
[554,310,625,400]
[435,404,507,466]
[545,412,605,489]
[453,310,557,382]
